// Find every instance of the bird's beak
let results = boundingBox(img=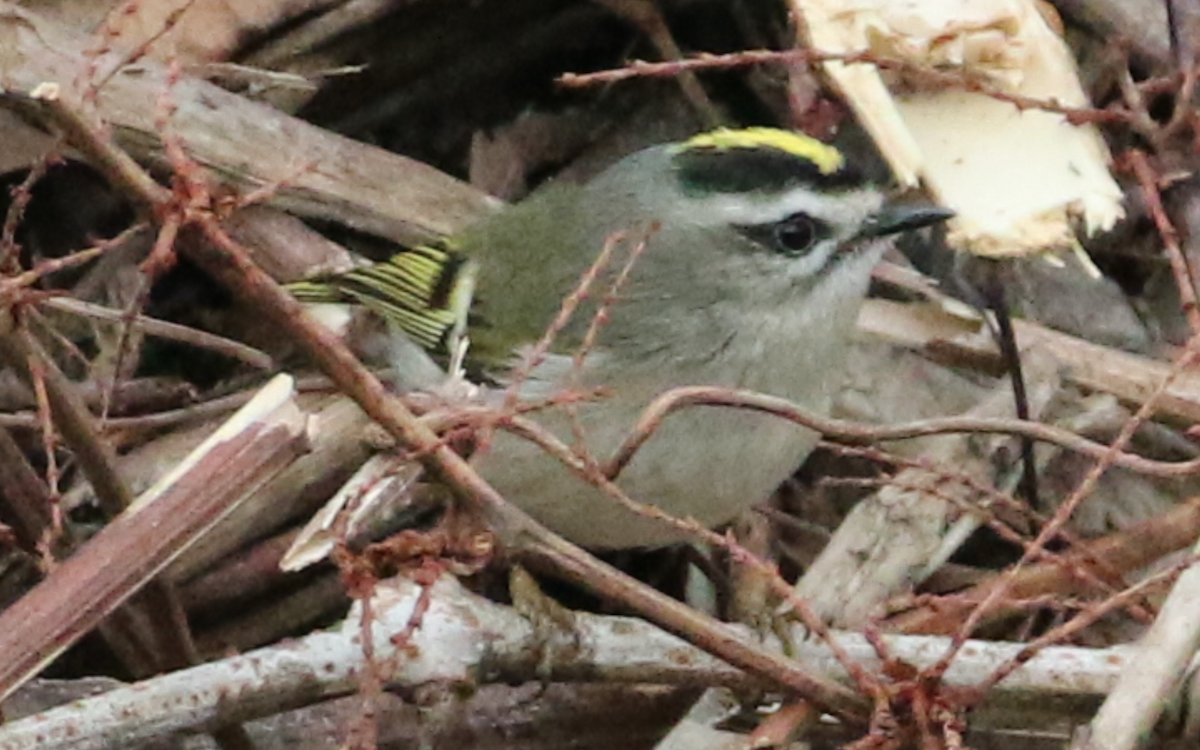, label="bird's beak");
[856,201,954,239]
